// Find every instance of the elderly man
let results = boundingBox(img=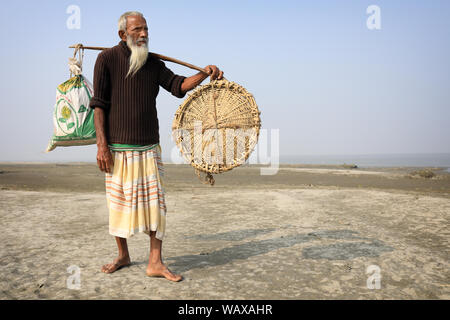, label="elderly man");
[90,11,223,282]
